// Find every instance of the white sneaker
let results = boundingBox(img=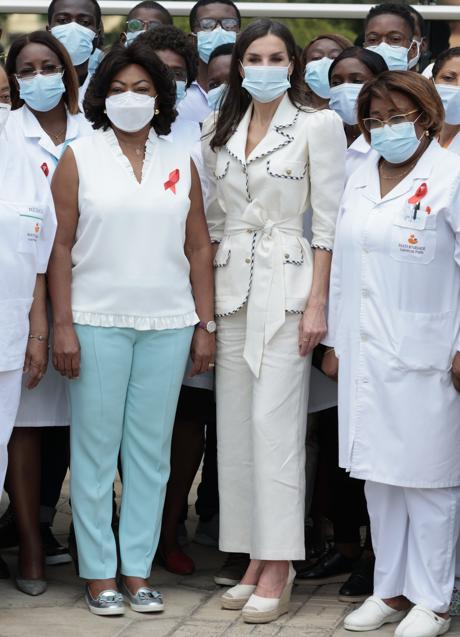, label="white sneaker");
[395,605,451,637]
[344,596,409,632]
